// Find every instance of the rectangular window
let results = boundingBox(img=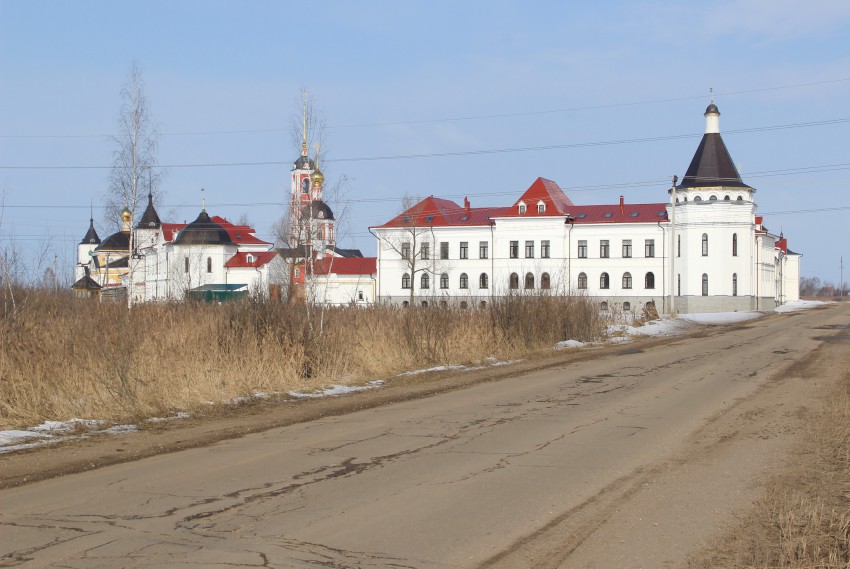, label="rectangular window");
[578,240,587,259]
[645,239,655,258]
[509,241,519,259]
[541,240,550,258]
[525,240,534,258]
[440,242,449,260]
[479,241,488,259]
[459,241,468,259]
[421,242,429,260]
[401,242,410,260]
[600,240,609,258]
[622,239,632,258]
